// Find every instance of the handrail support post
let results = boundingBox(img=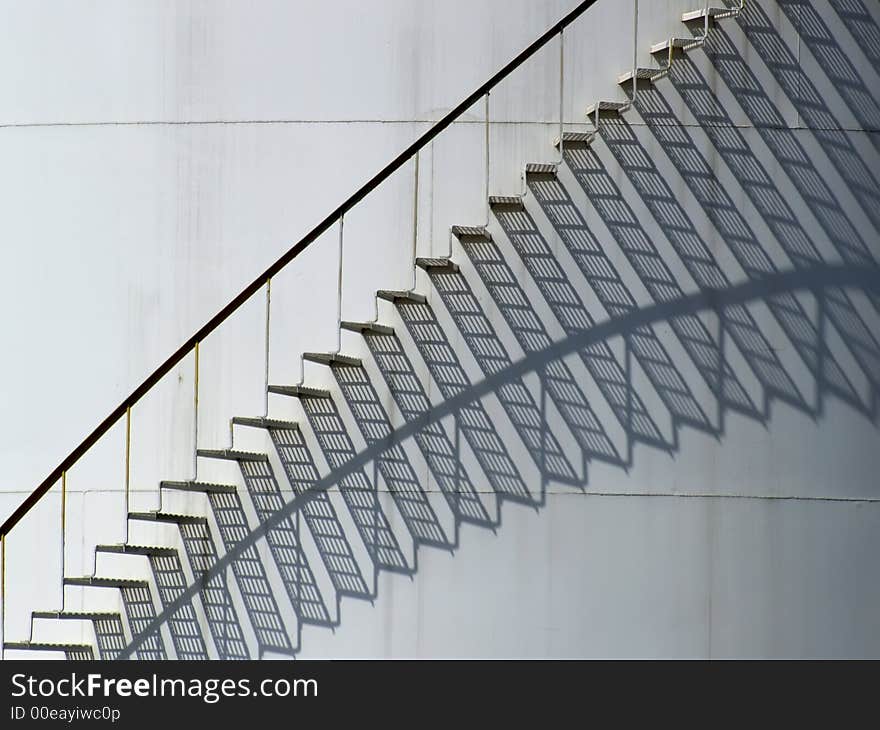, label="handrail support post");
[334,216,344,355]
[192,344,199,481]
[484,92,491,226]
[1,534,5,661]
[60,471,66,599]
[264,278,272,418]
[124,407,131,542]
[410,152,420,289]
